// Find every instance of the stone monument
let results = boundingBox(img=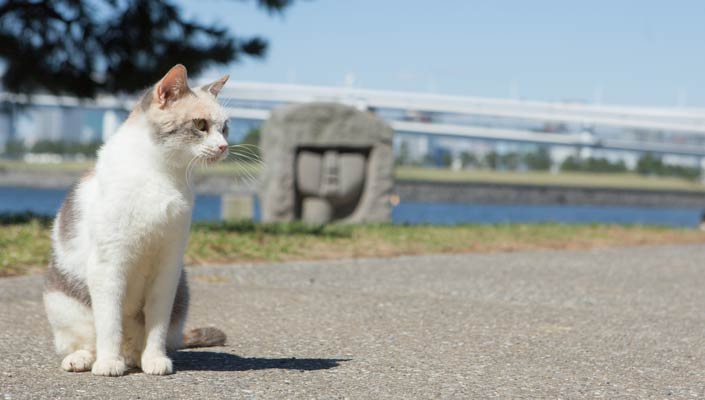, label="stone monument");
[259,102,394,223]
